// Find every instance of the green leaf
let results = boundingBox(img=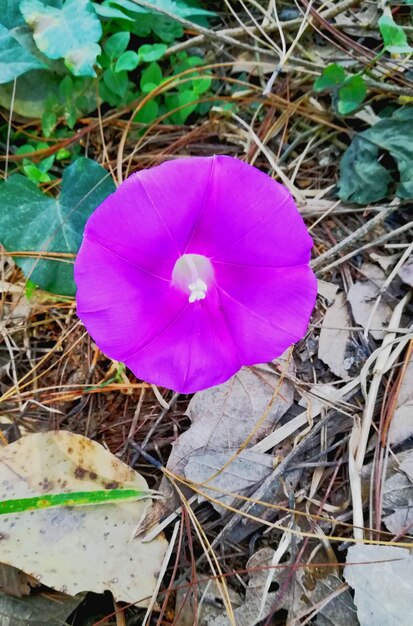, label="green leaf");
[0,71,59,116]
[0,0,25,29]
[0,488,152,514]
[64,101,78,128]
[337,74,367,115]
[103,31,130,59]
[56,147,71,160]
[64,42,101,76]
[151,14,183,41]
[37,150,55,173]
[133,98,159,123]
[379,15,413,54]
[337,106,413,203]
[15,144,36,156]
[366,106,413,198]
[59,74,73,99]
[313,63,346,92]
[140,61,163,93]
[115,49,140,72]
[166,88,198,123]
[0,157,116,295]
[337,136,392,204]
[138,43,167,62]
[115,0,215,19]
[93,1,135,20]
[0,22,45,83]
[25,278,38,299]
[20,0,102,76]
[99,79,122,106]
[41,109,58,136]
[103,66,129,96]
[22,162,51,184]
[192,73,212,95]
[103,0,147,14]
